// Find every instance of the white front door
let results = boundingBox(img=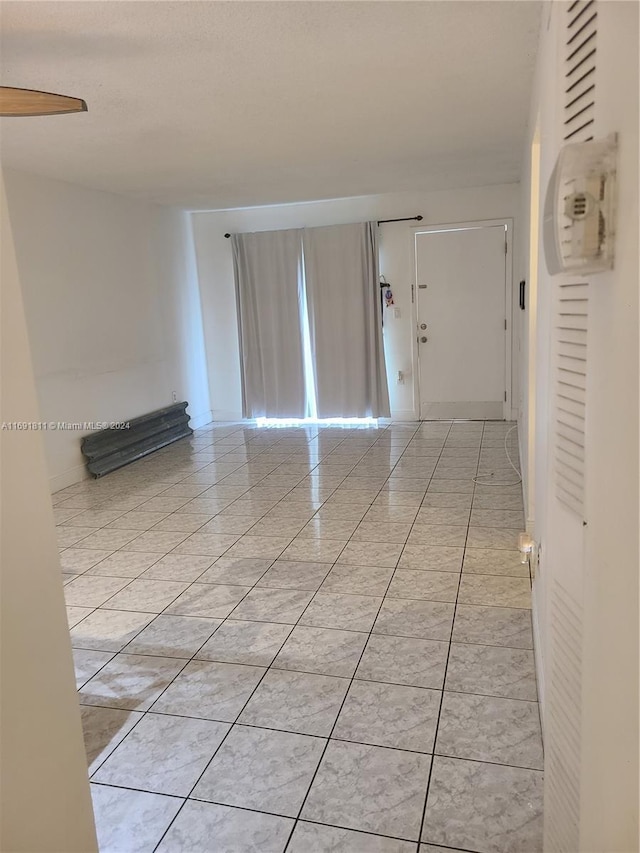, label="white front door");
[415,224,508,419]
